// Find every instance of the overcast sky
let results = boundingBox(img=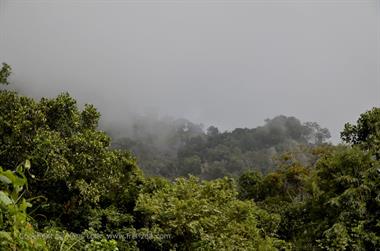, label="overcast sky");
[1,0,379,142]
